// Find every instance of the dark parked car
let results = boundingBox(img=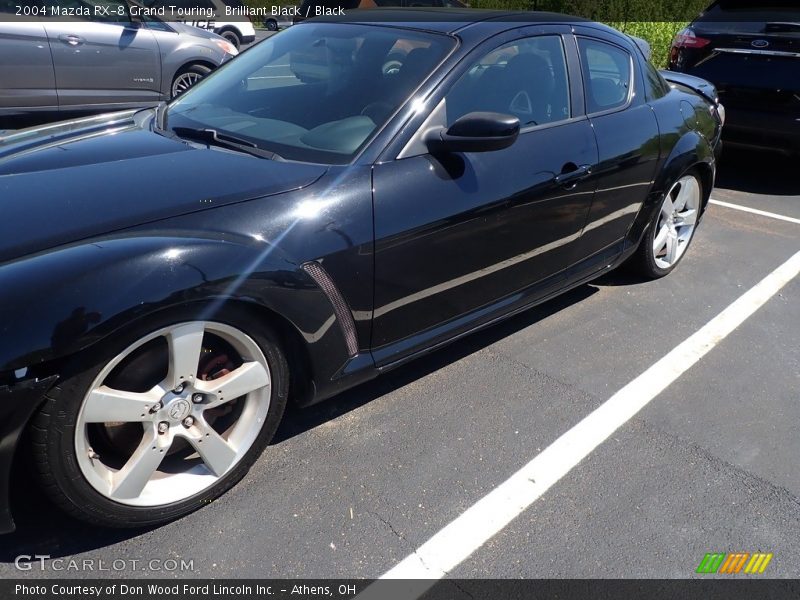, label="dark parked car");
[668,0,799,154]
[0,9,722,531]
